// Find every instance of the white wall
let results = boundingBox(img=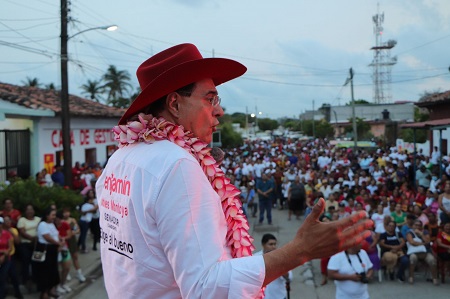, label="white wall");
[36,117,118,172]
